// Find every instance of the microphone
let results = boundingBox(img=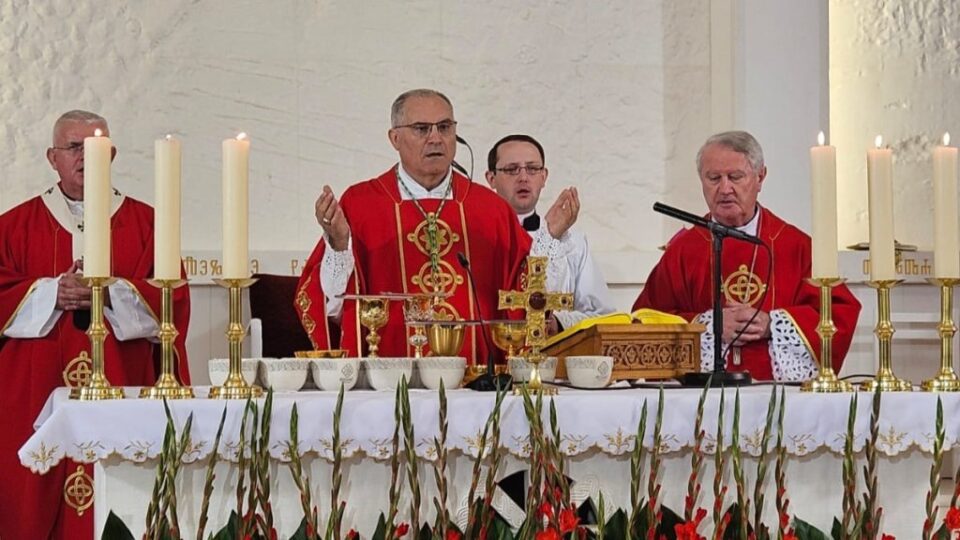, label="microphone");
[652,202,763,245]
[452,135,474,180]
[456,251,511,391]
